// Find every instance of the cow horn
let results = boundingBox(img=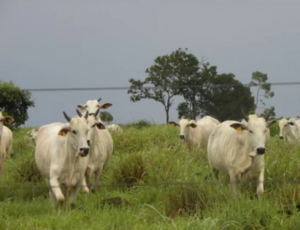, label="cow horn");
[63,111,71,122]
[76,109,82,117]
[84,110,89,119]
[241,108,249,122]
[94,108,100,117]
[98,98,102,102]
